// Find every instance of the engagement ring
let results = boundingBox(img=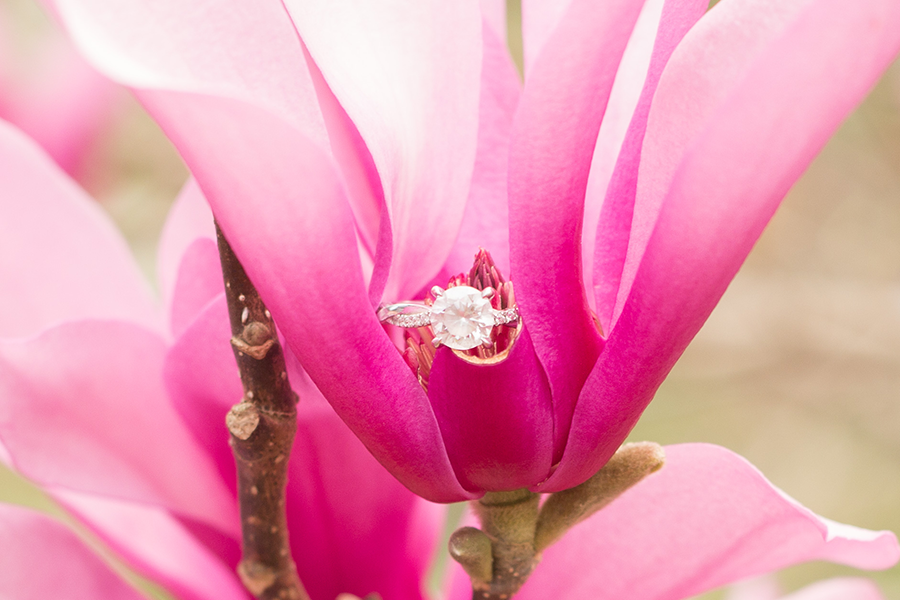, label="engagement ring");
[377,285,519,351]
